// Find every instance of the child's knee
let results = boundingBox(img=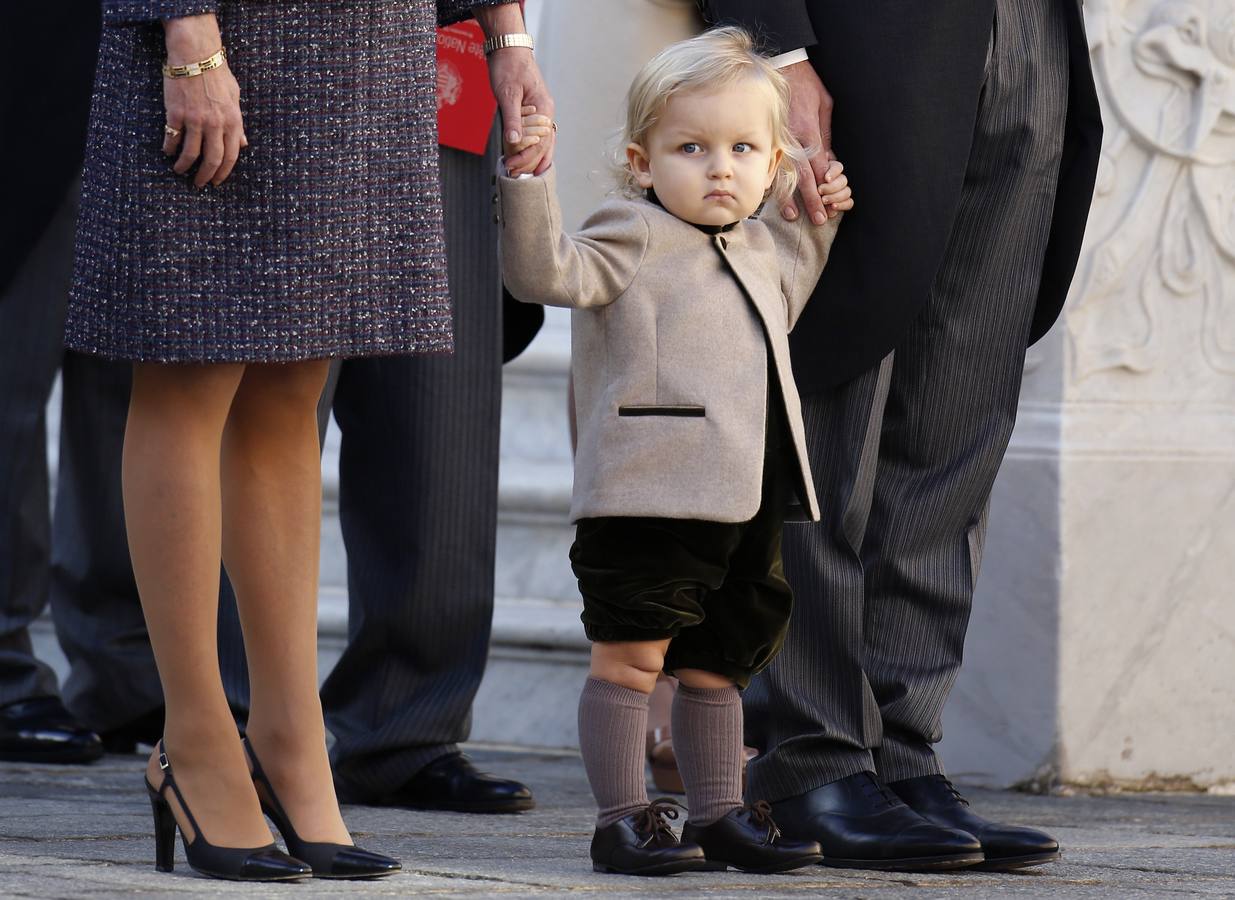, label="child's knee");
[674,667,736,690]
[590,640,670,694]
